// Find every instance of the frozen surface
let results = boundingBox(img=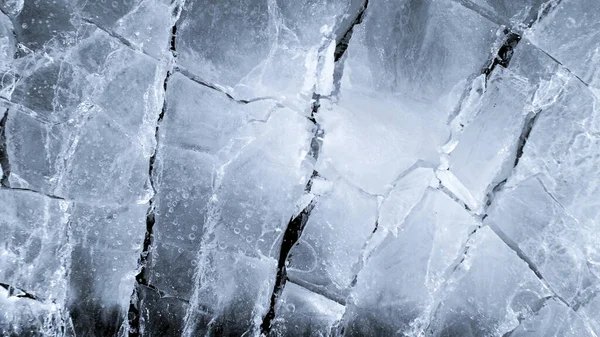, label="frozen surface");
[270,282,345,337]
[508,299,595,337]
[426,227,552,337]
[1,0,600,336]
[286,178,378,300]
[527,0,600,95]
[341,189,478,336]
